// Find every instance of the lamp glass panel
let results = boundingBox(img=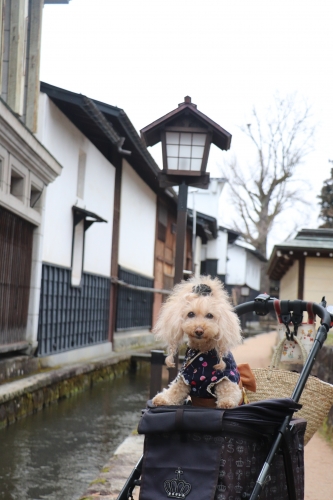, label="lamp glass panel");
[166,132,180,144]
[192,146,204,159]
[165,131,208,173]
[180,133,192,145]
[167,157,178,170]
[191,159,202,171]
[179,157,191,170]
[192,133,206,146]
[179,145,191,157]
[166,144,179,157]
